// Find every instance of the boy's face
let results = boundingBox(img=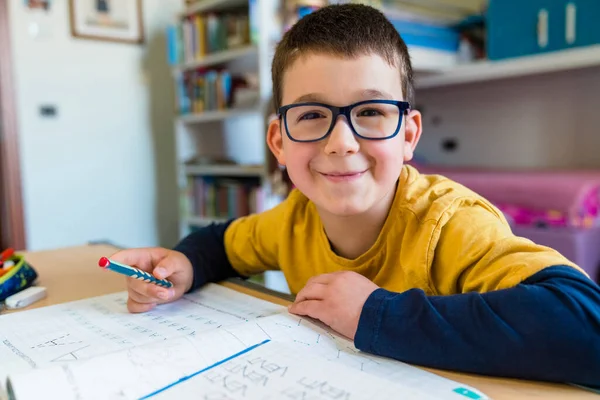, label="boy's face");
[267,53,422,217]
